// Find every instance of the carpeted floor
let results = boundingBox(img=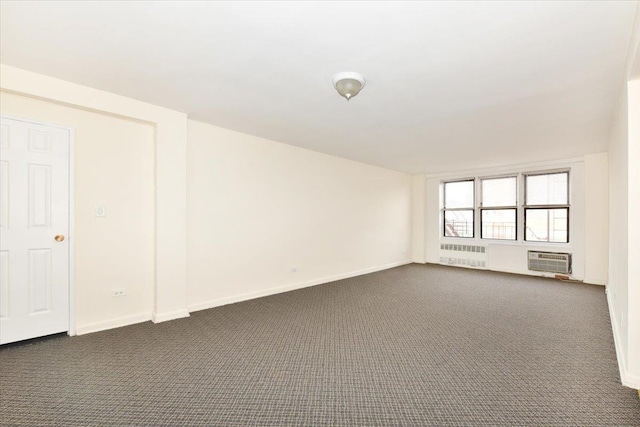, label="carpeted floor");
[1,264,638,426]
